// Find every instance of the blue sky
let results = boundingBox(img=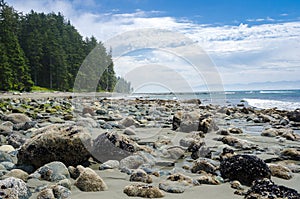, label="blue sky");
[6,0,300,91]
[84,0,300,25]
